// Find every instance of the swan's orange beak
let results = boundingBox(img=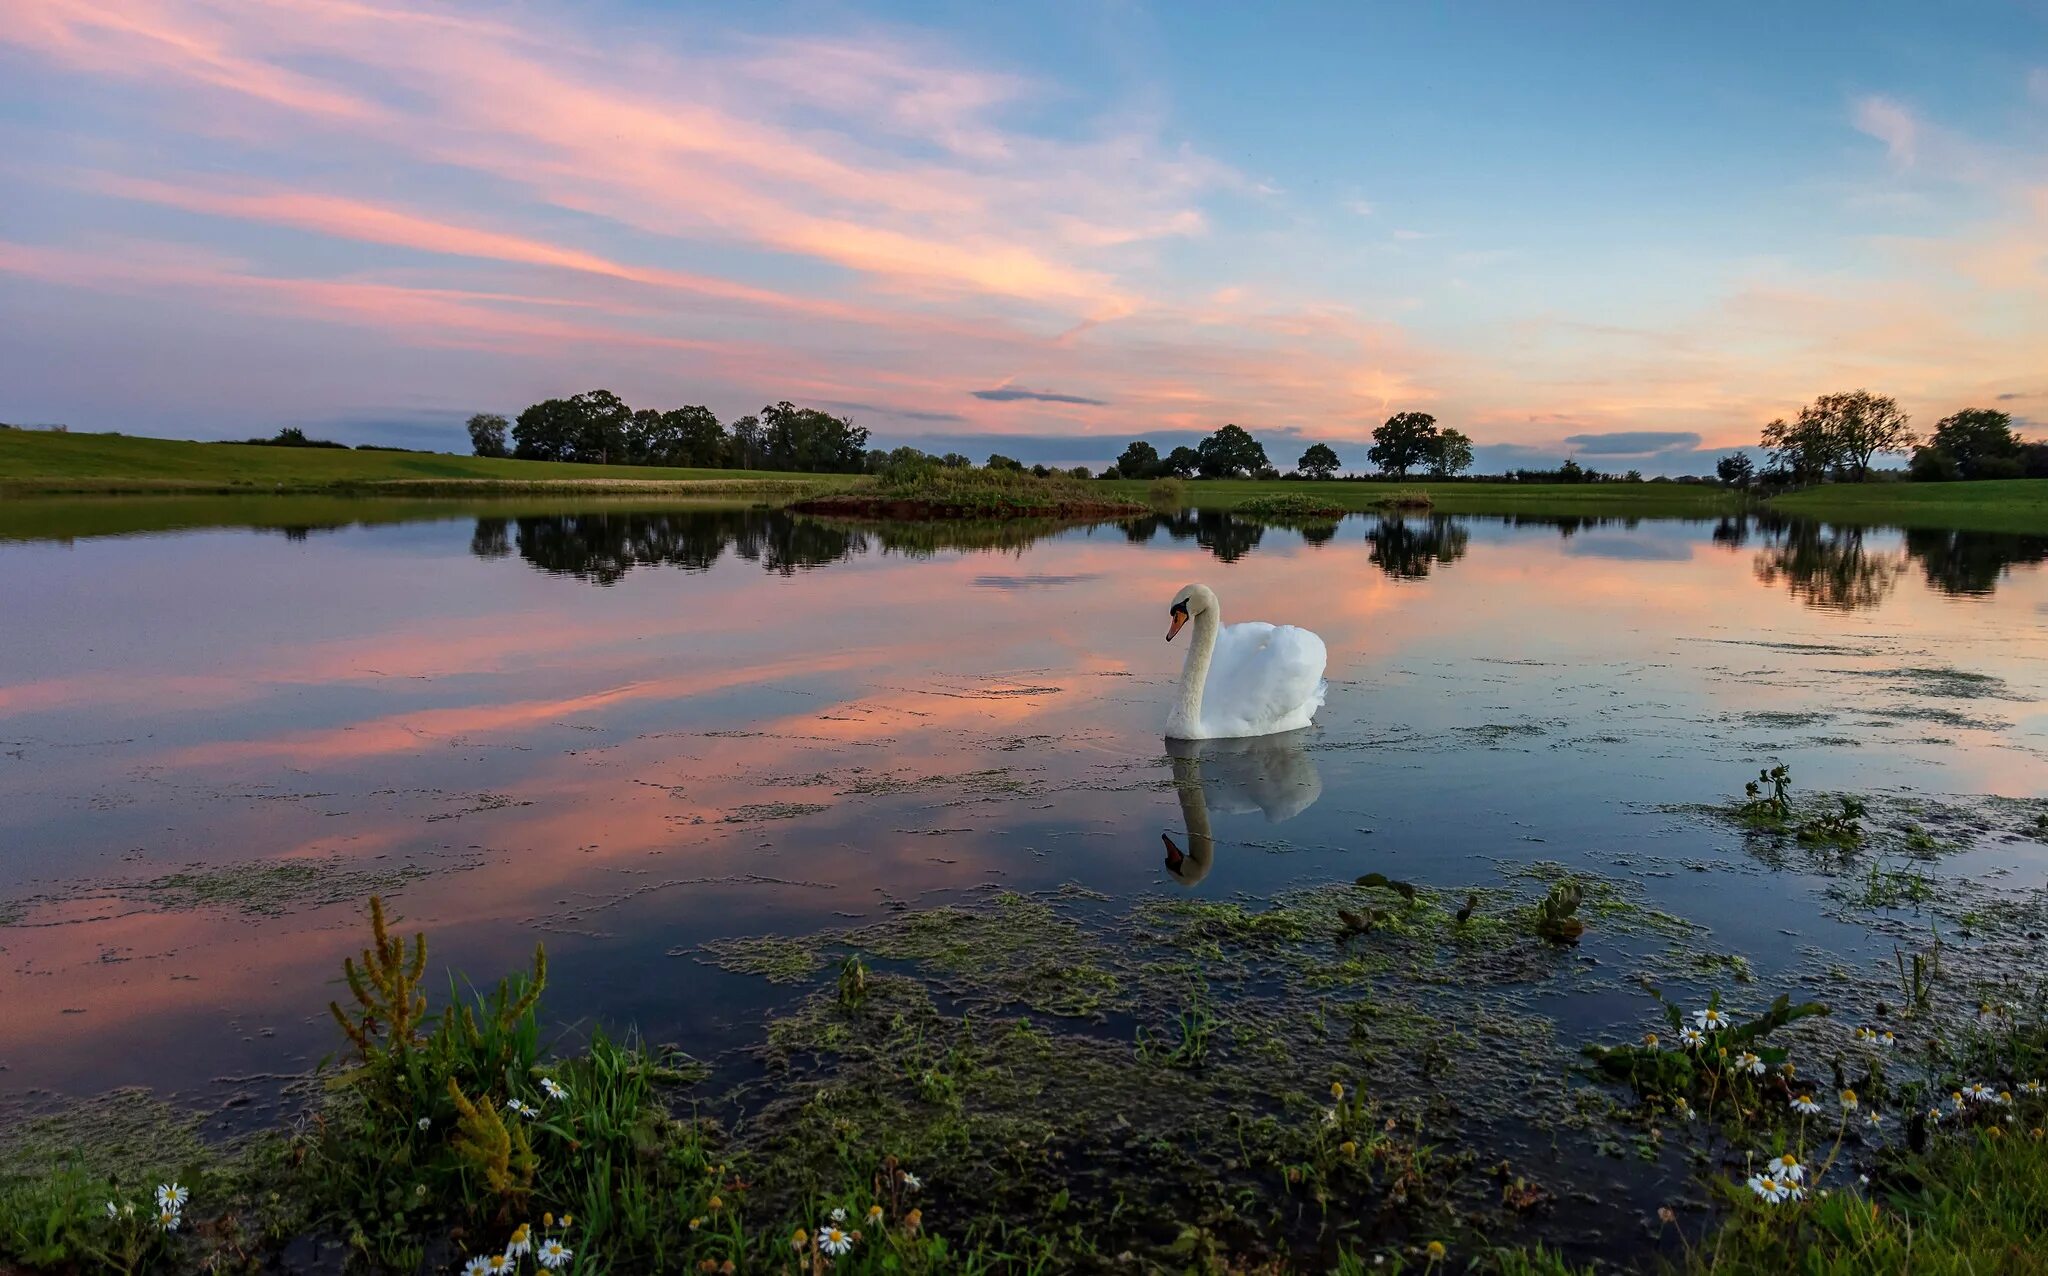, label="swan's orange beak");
[1165,611,1187,641]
